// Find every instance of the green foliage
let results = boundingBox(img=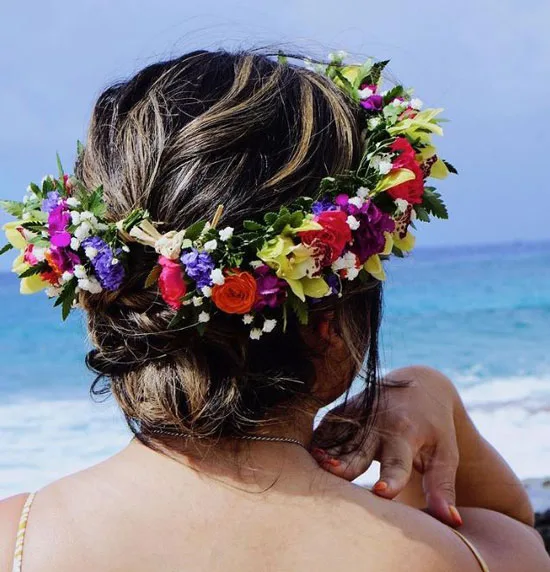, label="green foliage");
[392,246,405,258]
[61,279,78,321]
[18,263,48,278]
[185,220,207,241]
[370,60,390,85]
[443,160,458,174]
[144,265,161,288]
[287,292,309,325]
[243,220,264,231]
[56,154,65,180]
[414,205,431,223]
[0,200,25,217]
[0,243,14,256]
[422,188,449,219]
